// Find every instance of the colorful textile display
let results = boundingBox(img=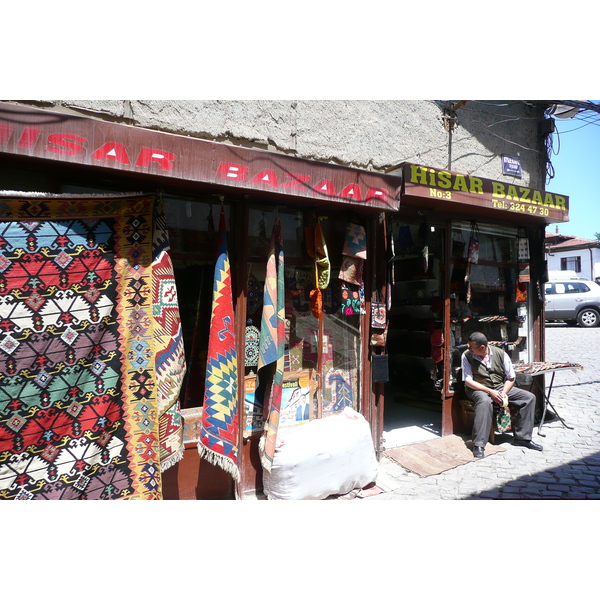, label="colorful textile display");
[495,405,514,433]
[339,222,365,285]
[305,219,330,319]
[513,361,583,375]
[342,223,367,260]
[181,407,204,445]
[0,192,185,500]
[152,208,187,471]
[371,302,387,329]
[314,221,330,290]
[198,206,240,481]
[340,284,361,315]
[258,219,285,472]
[338,255,364,286]
[244,325,260,367]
